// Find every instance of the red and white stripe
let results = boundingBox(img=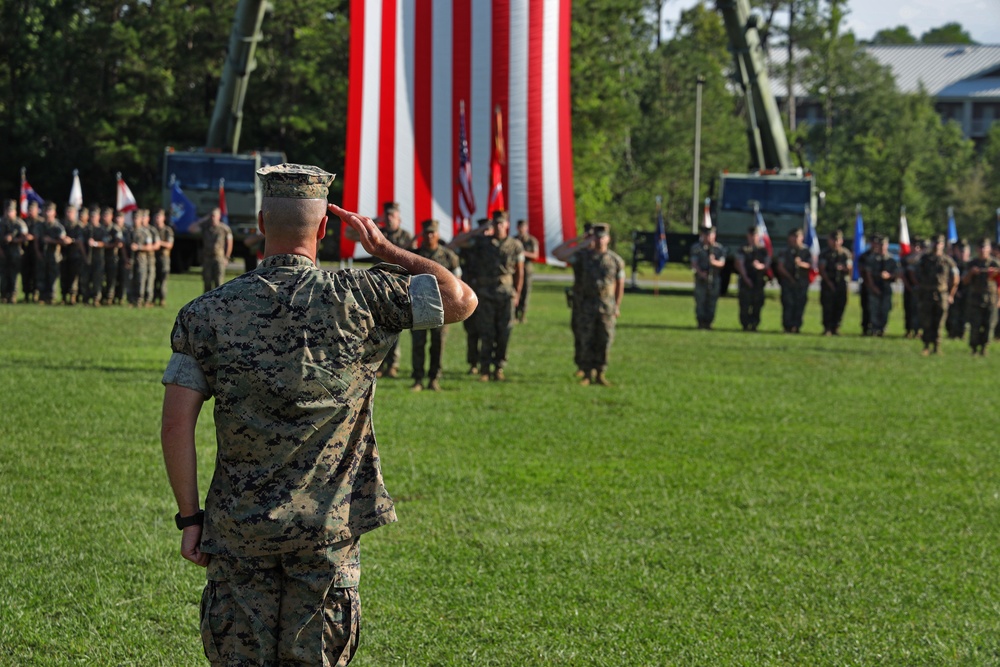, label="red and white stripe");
[343,0,576,263]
